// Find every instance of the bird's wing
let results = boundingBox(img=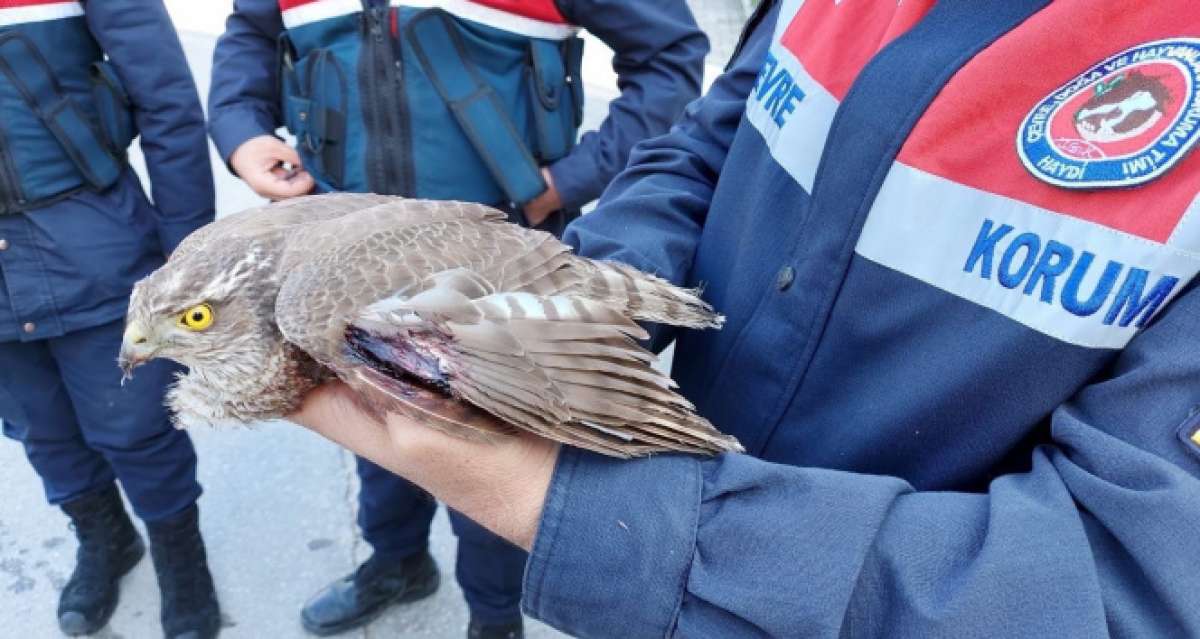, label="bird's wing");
[340,267,742,457]
[271,195,739,456]
[273,198,538,365]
